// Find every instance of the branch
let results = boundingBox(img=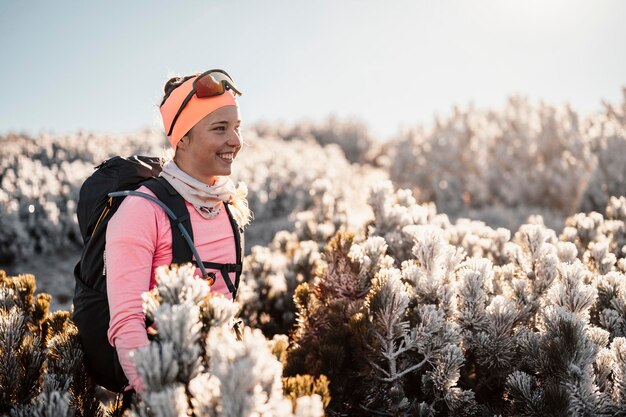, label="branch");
[380,356,430,382]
